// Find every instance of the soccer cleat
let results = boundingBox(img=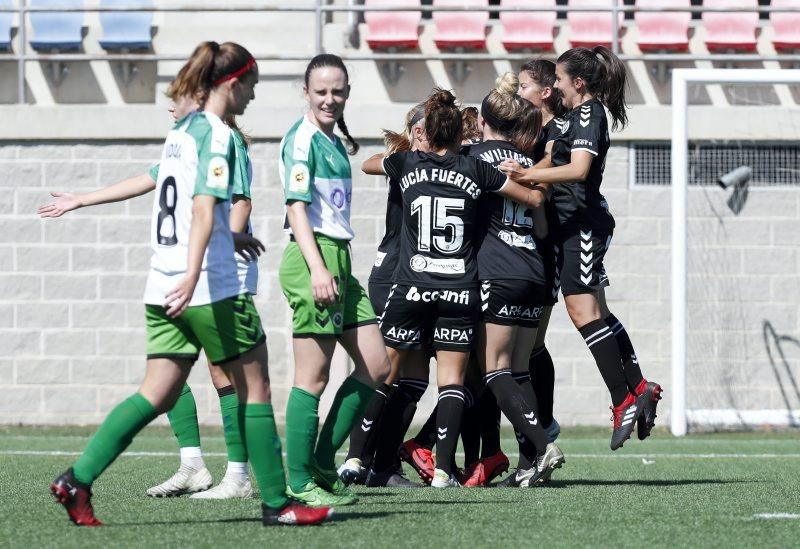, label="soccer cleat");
[145,464,213,497]
[610,392,645,451]
[635,381,663,440]
[337,458,367,486]
[516,443,565,487]
[398,439,435,484]
[310,462,359,504]
[462,451,510,487]
[50,468,103,527]
[189,476,253,499]
[286,482,355,507]
[545,418,561,443]
[365,469,422,488]
[261,501,334,526]
[430,468,461,488]
[492,469,521,488]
